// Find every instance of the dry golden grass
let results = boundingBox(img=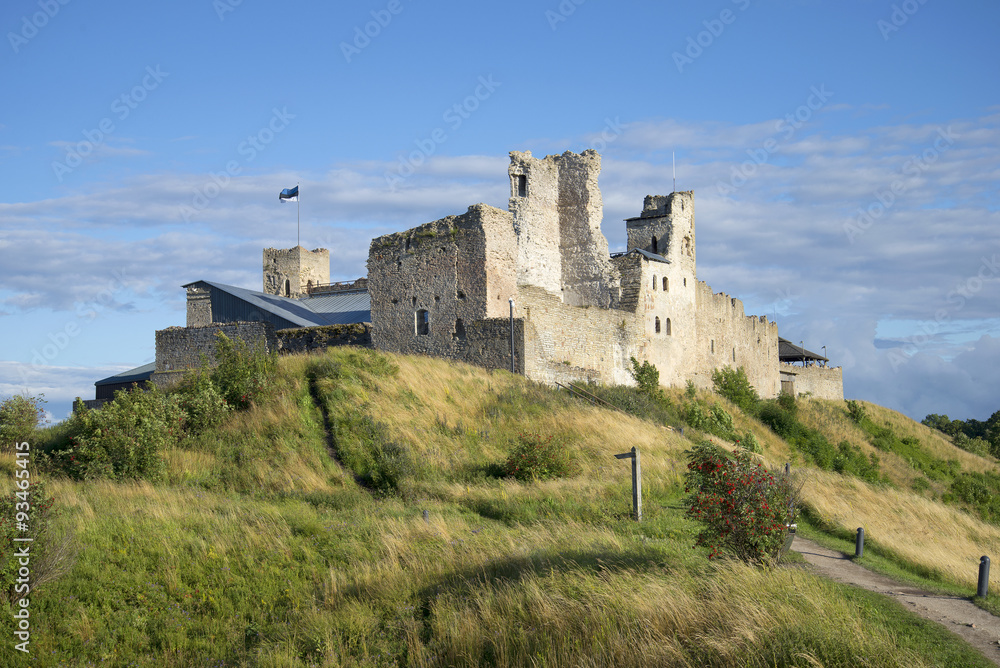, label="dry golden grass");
[803,468,1000,587]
